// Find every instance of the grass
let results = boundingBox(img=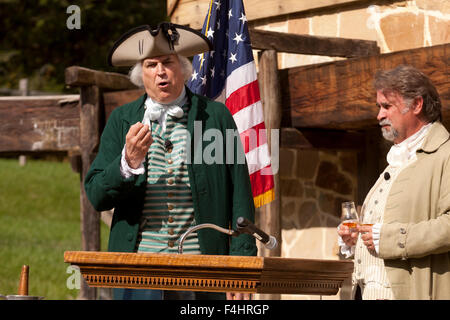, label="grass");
[0,158,109,299]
